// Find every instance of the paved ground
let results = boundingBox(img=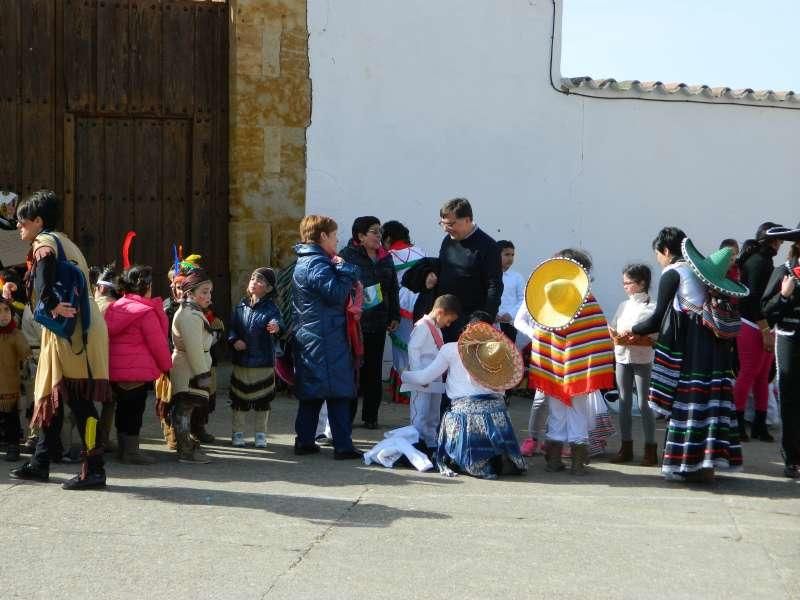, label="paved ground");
[1,377,798,600]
